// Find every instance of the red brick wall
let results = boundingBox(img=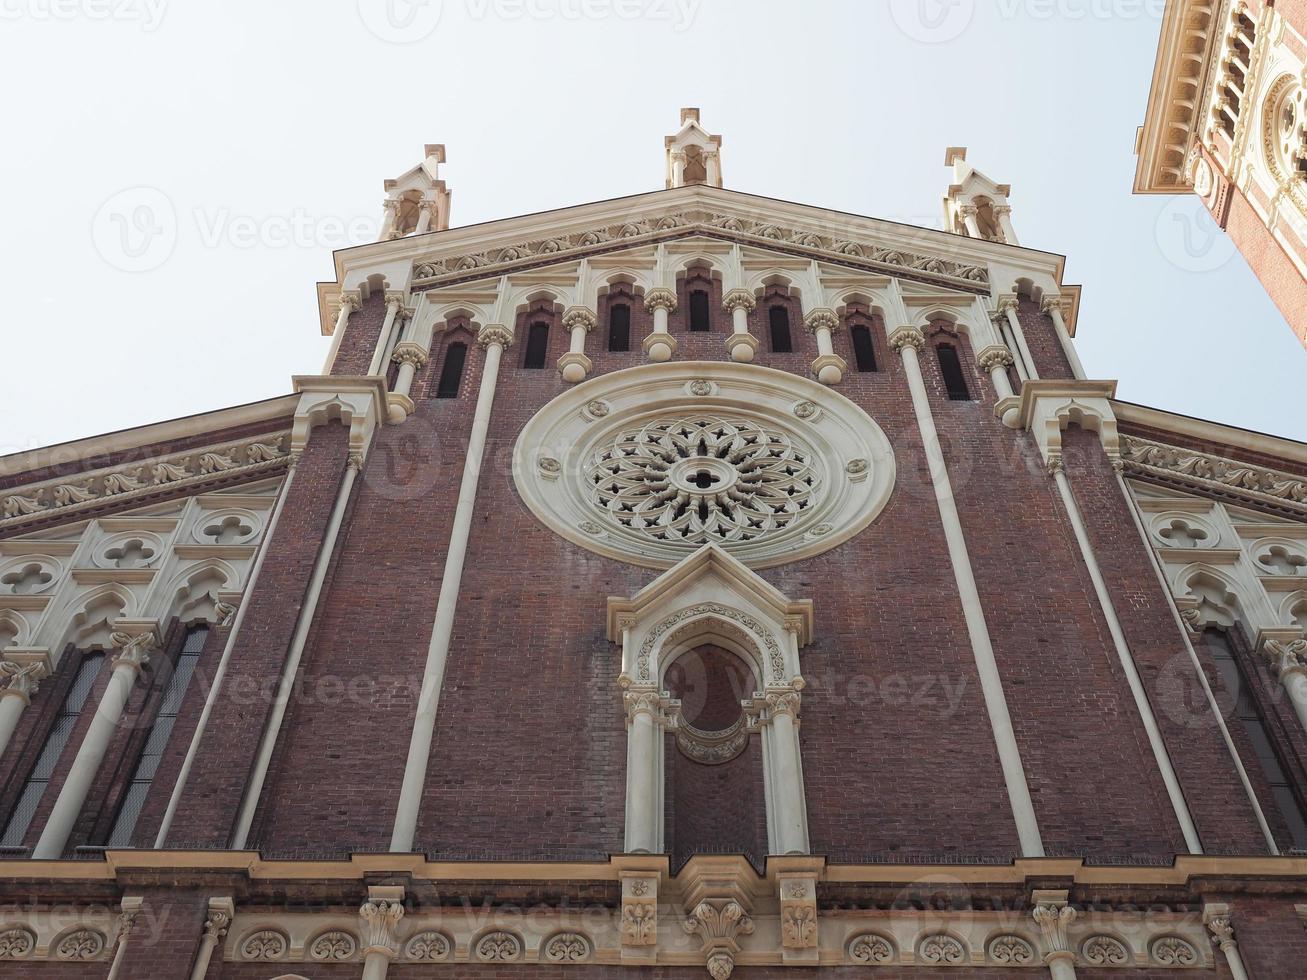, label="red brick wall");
[331,291,389,376]
[1222,190,1307,346]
